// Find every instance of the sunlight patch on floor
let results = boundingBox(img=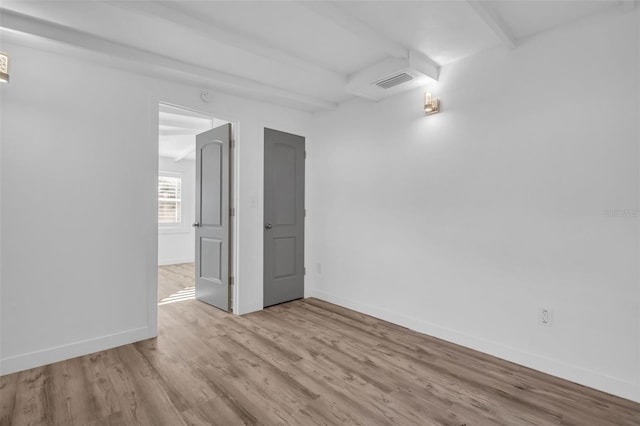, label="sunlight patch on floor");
[159,287,195,305]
